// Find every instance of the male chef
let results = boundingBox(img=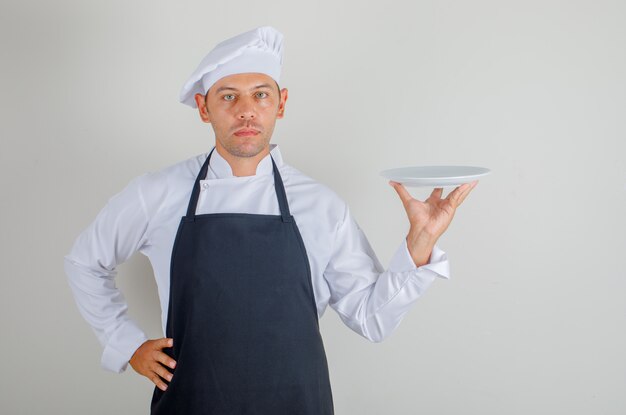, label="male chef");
[64,25,477,414]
